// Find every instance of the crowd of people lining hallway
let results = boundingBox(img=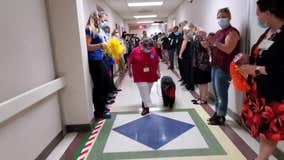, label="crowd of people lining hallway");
[85,0,284,159]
